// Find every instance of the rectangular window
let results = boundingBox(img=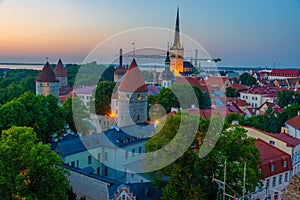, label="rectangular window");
[137,94,141,100]
[139,147,142,153]
[272,177,276,187]
[125,151,128,159]
[284,173,288,182]
[76,160,79,168]
[132,149,135,157]
[271,164,275,172]
[97,167,100,175]
[71,161,75,167]
[104,166,108,176]
[104,152,108,161]
[97,153,101,161]
[283,160,287,168]
[279,175,282,185]
[88,156,92,164]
